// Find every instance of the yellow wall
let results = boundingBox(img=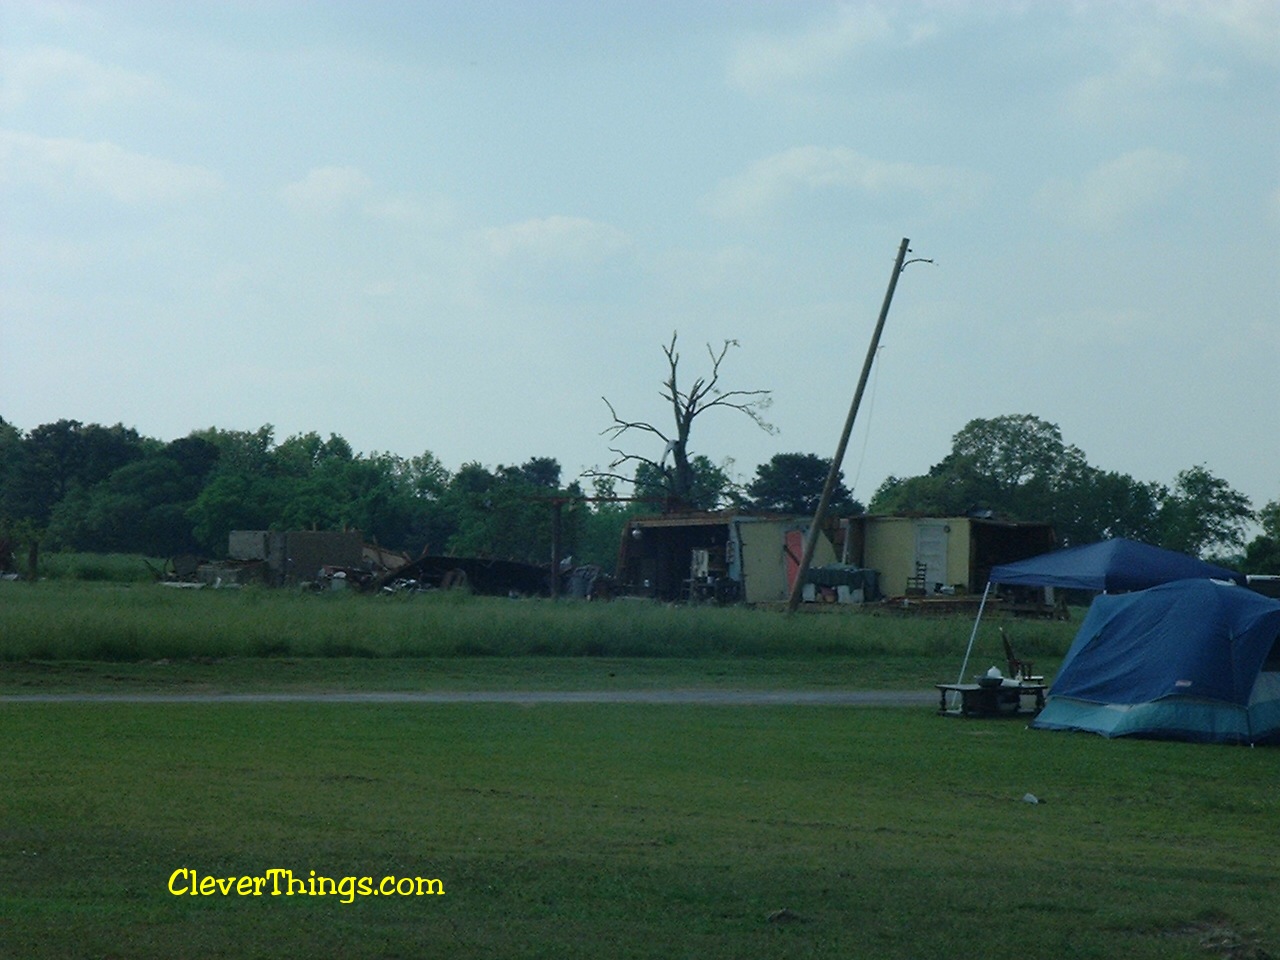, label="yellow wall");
[864,519,914,596]
[863,518,972,595]
[735,519,835,603]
